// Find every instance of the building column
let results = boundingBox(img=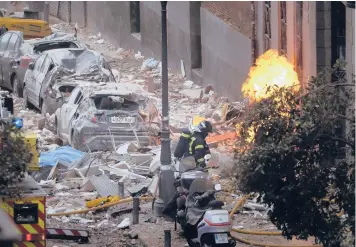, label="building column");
[286,2,296,64]
[302,2,317,83]
[270,1,279,50]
